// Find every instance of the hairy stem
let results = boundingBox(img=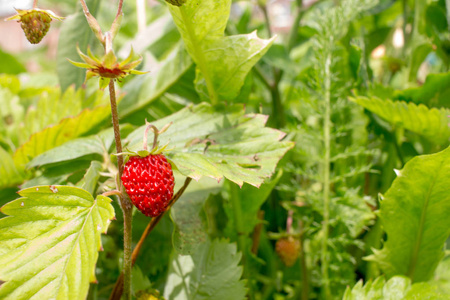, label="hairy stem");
[251,211,265,254]
[321,53,332,299]
[109,81,133,300]
[109,178,192,300]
